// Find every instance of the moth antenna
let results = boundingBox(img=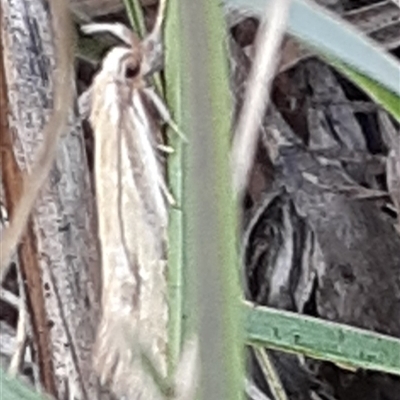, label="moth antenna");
[158,176,176,206]
[174,338,199,400]
[140,0,166,76]
[153,0,167,36]
[143,87,188,142]
[81,23,138,47]
[157,144,175,154]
